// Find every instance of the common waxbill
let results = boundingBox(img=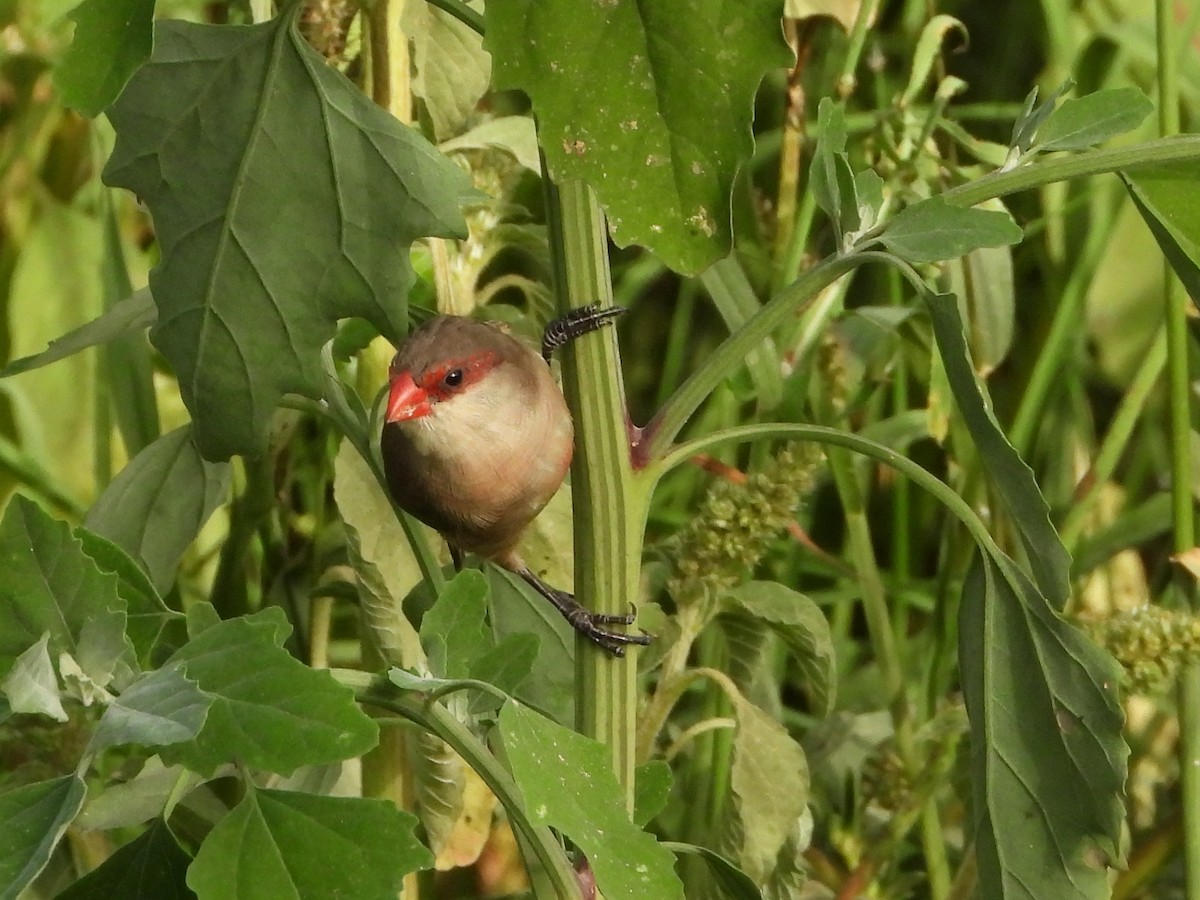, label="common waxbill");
[381,305,651,656]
